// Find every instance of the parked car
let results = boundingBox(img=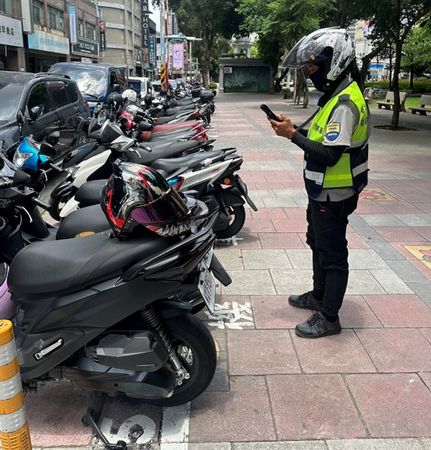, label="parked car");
[49,62,128,113]
[127,76,153,99]
[0,71,89,163]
